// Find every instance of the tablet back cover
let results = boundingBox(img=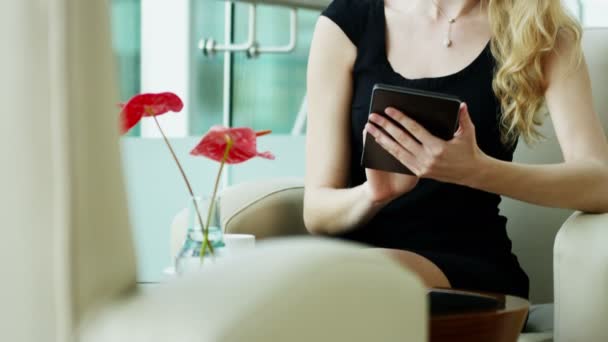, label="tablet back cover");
[361,84,462,175]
